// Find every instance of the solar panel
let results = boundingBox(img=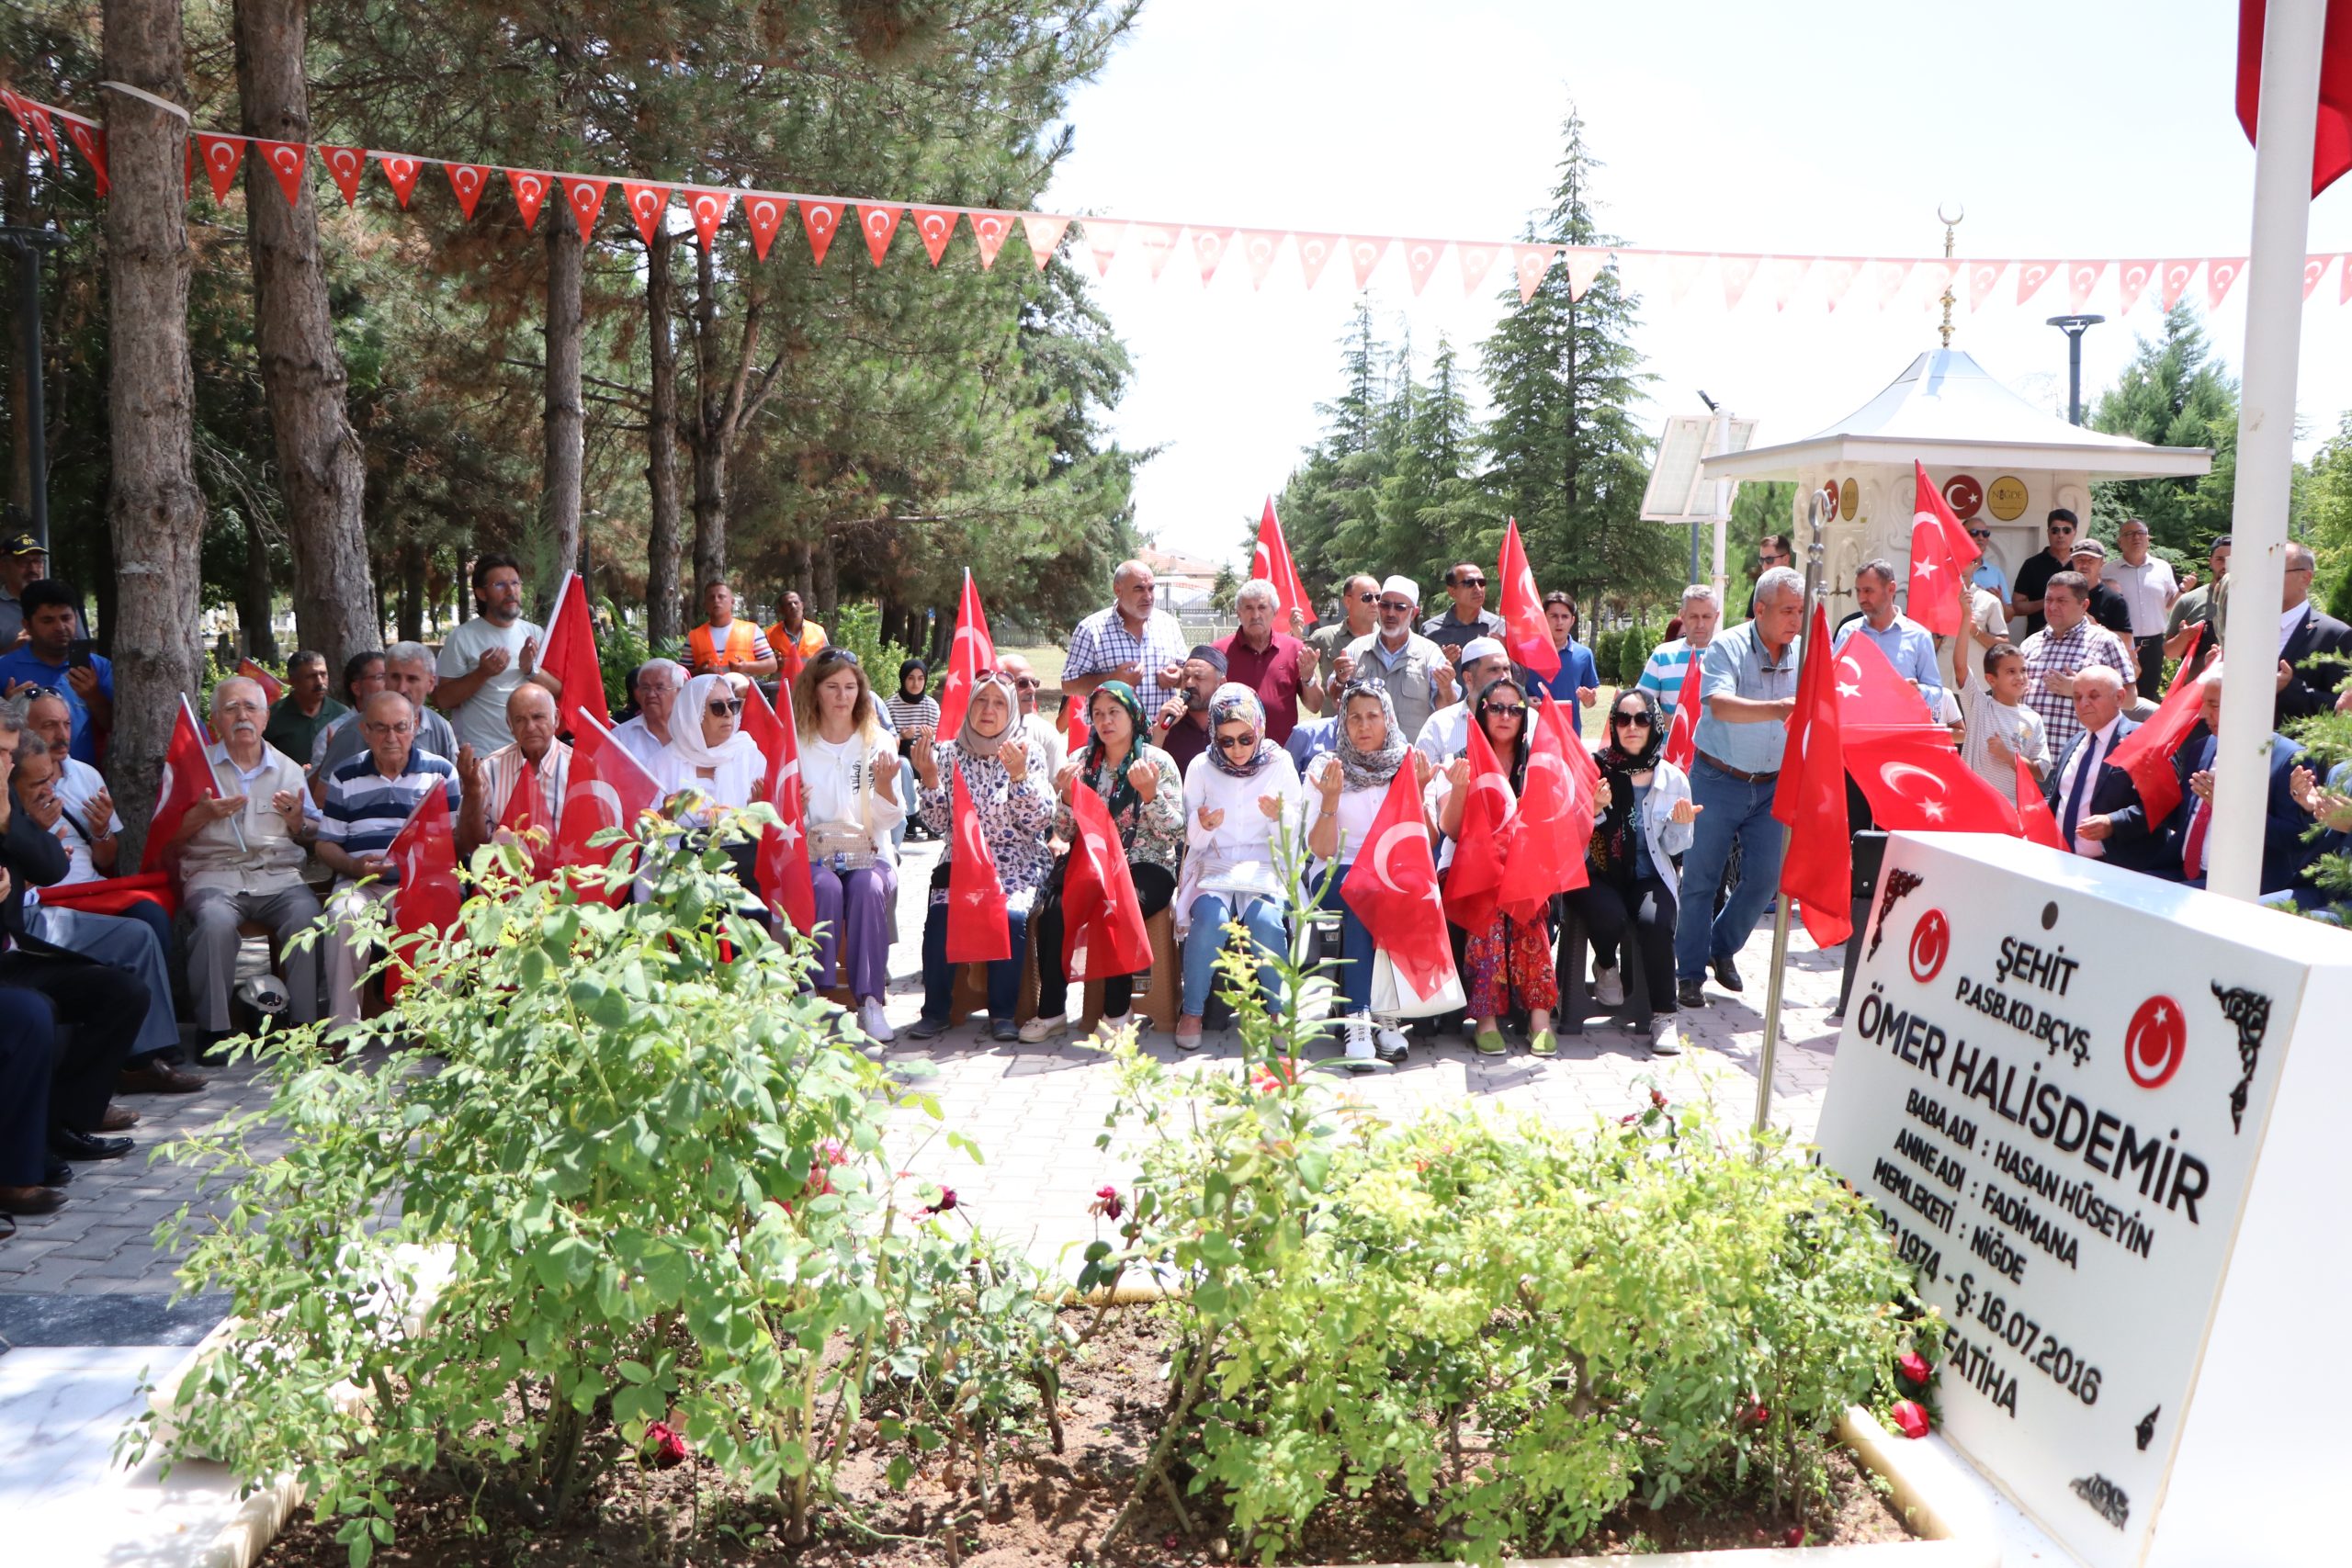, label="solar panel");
[1640,413,1758,523]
